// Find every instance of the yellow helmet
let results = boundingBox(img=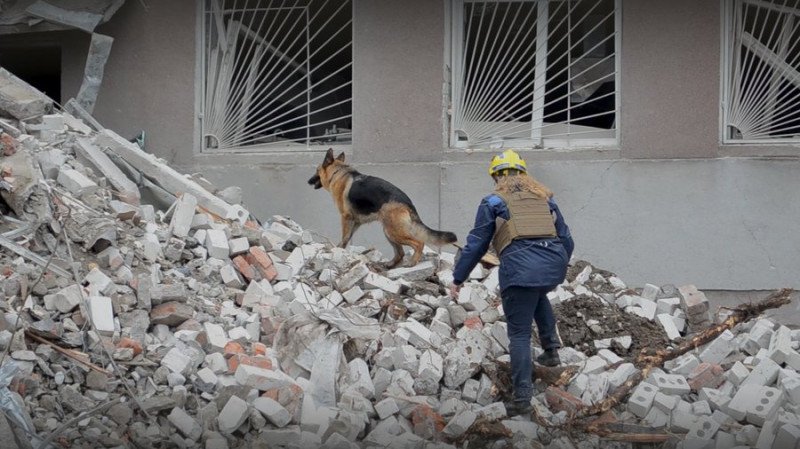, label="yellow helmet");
[489,149,528,177]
